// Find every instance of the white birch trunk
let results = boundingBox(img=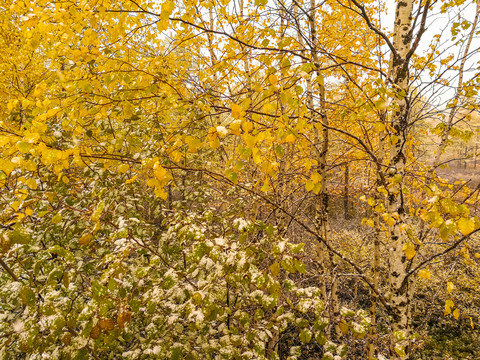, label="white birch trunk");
[387,0,415,358]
